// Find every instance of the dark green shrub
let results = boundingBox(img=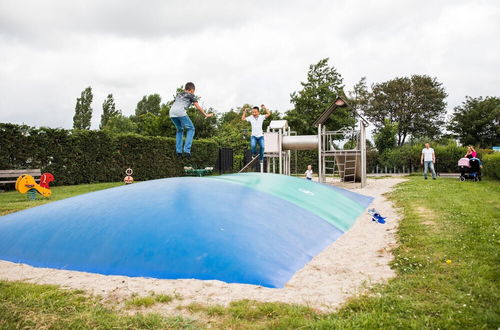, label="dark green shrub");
[483,153,500,179]
[0,123,218,186]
